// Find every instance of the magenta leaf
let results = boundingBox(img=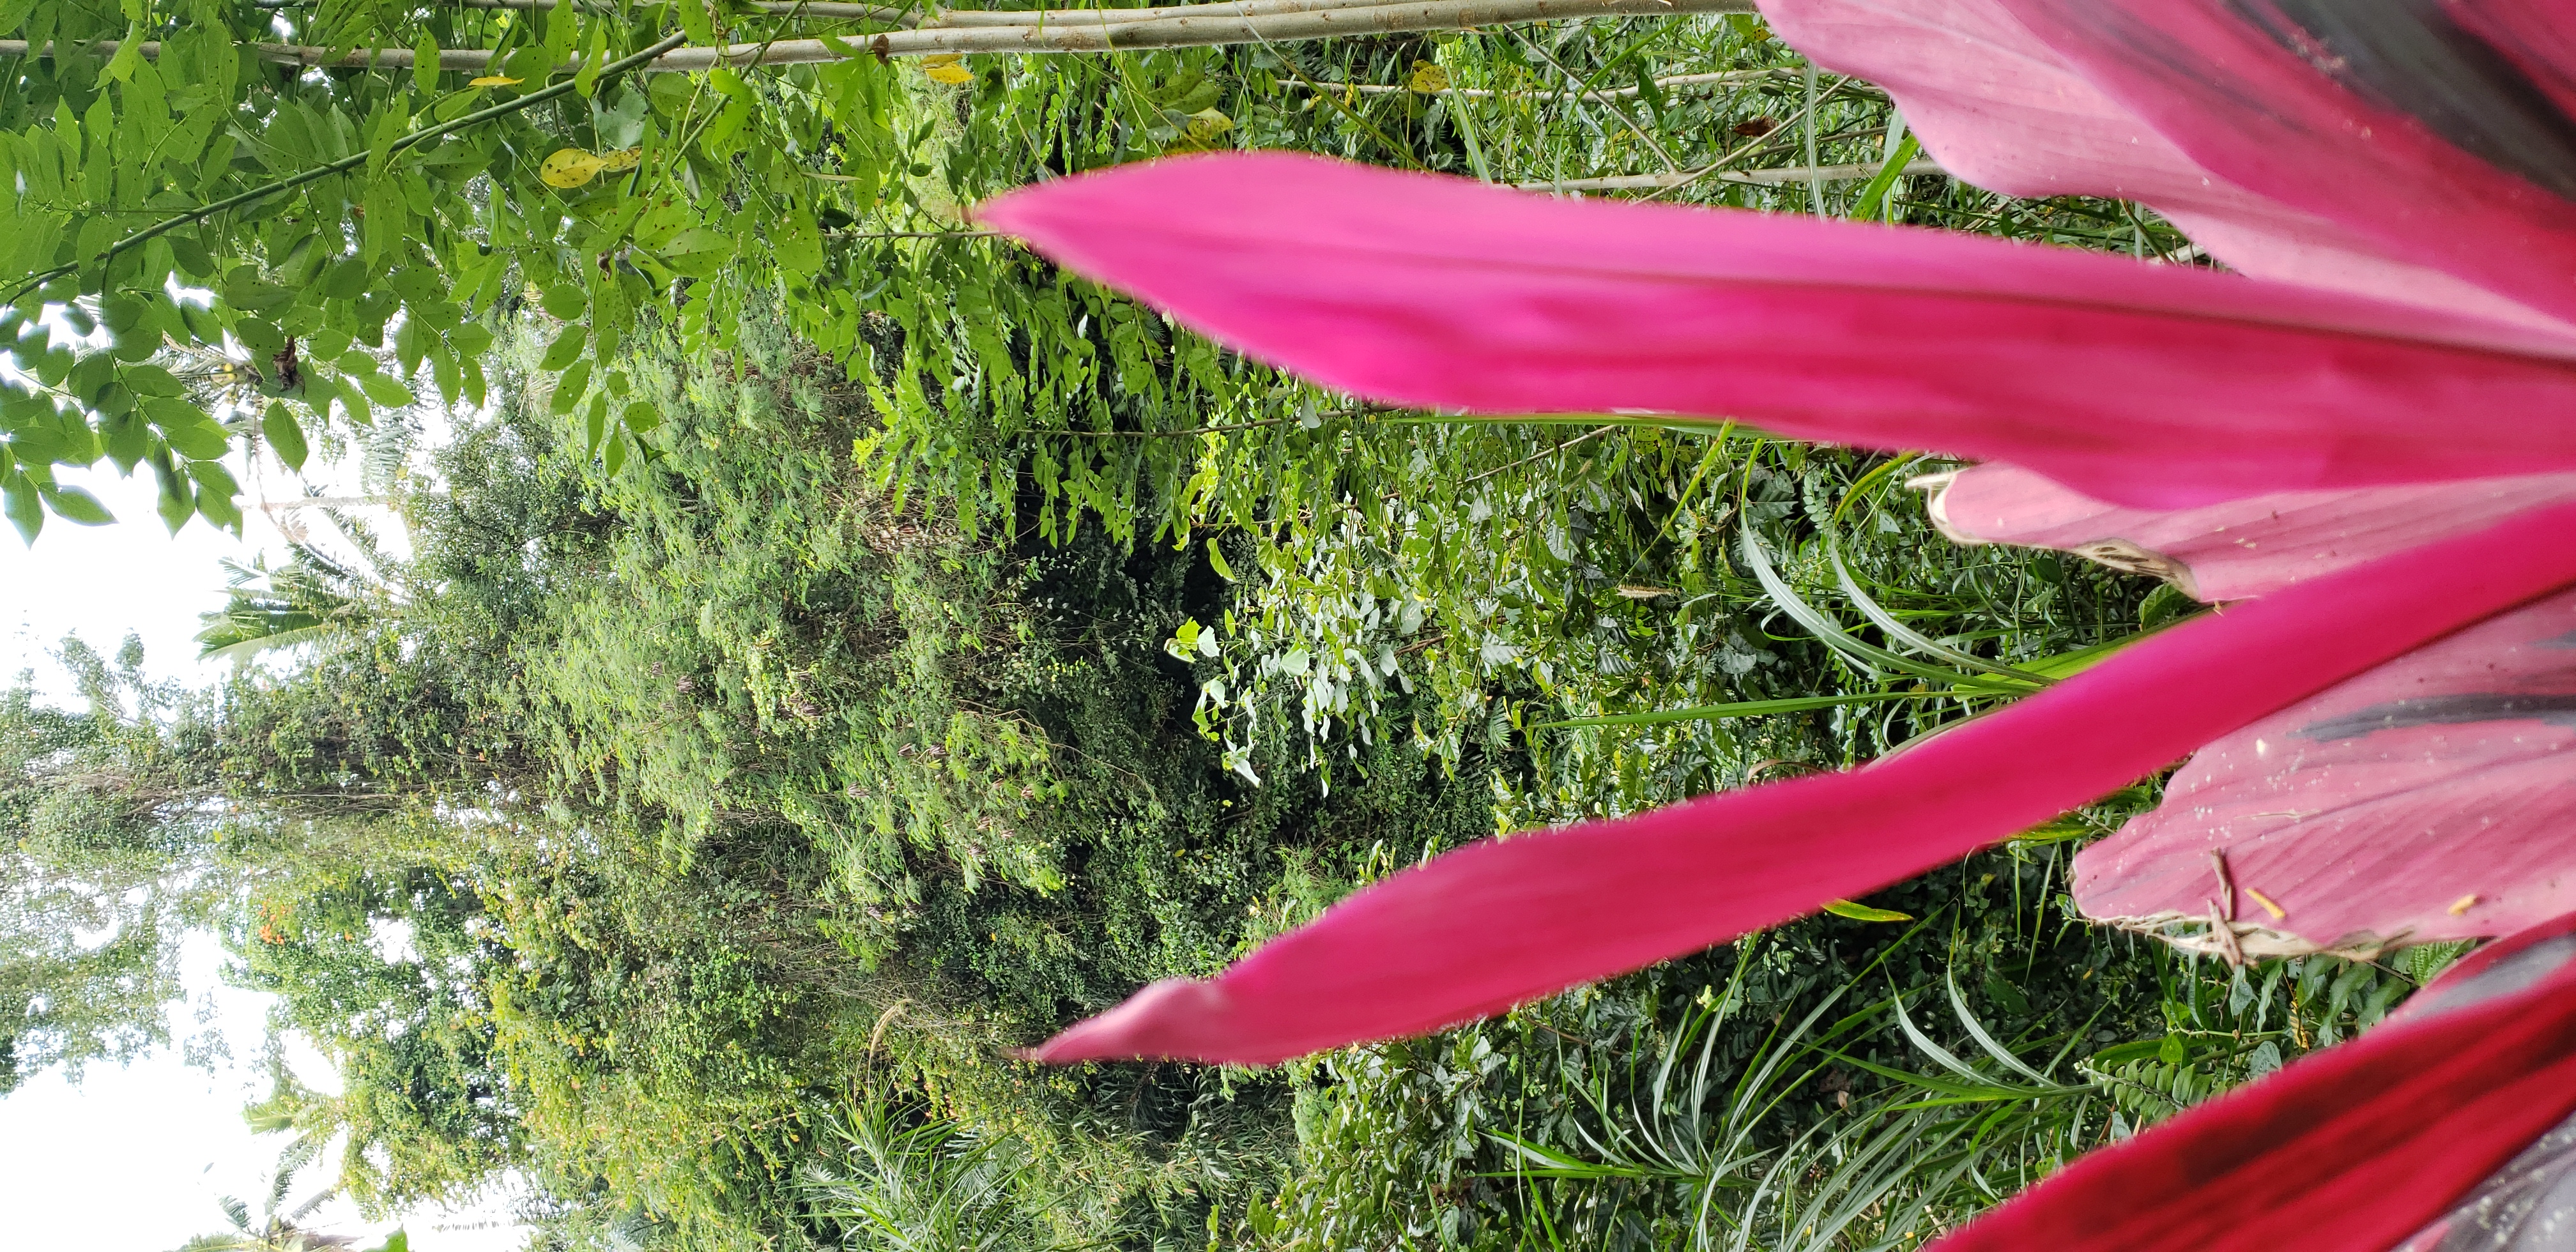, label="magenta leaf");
[977,153,2576,510]
[1755,0,2576,332]
[2074,586,2576,956]
[1929,463,2576,602]
[1997,0,2576,329]
[1027,500,2576,1064]
[1925,911,2576,1252]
